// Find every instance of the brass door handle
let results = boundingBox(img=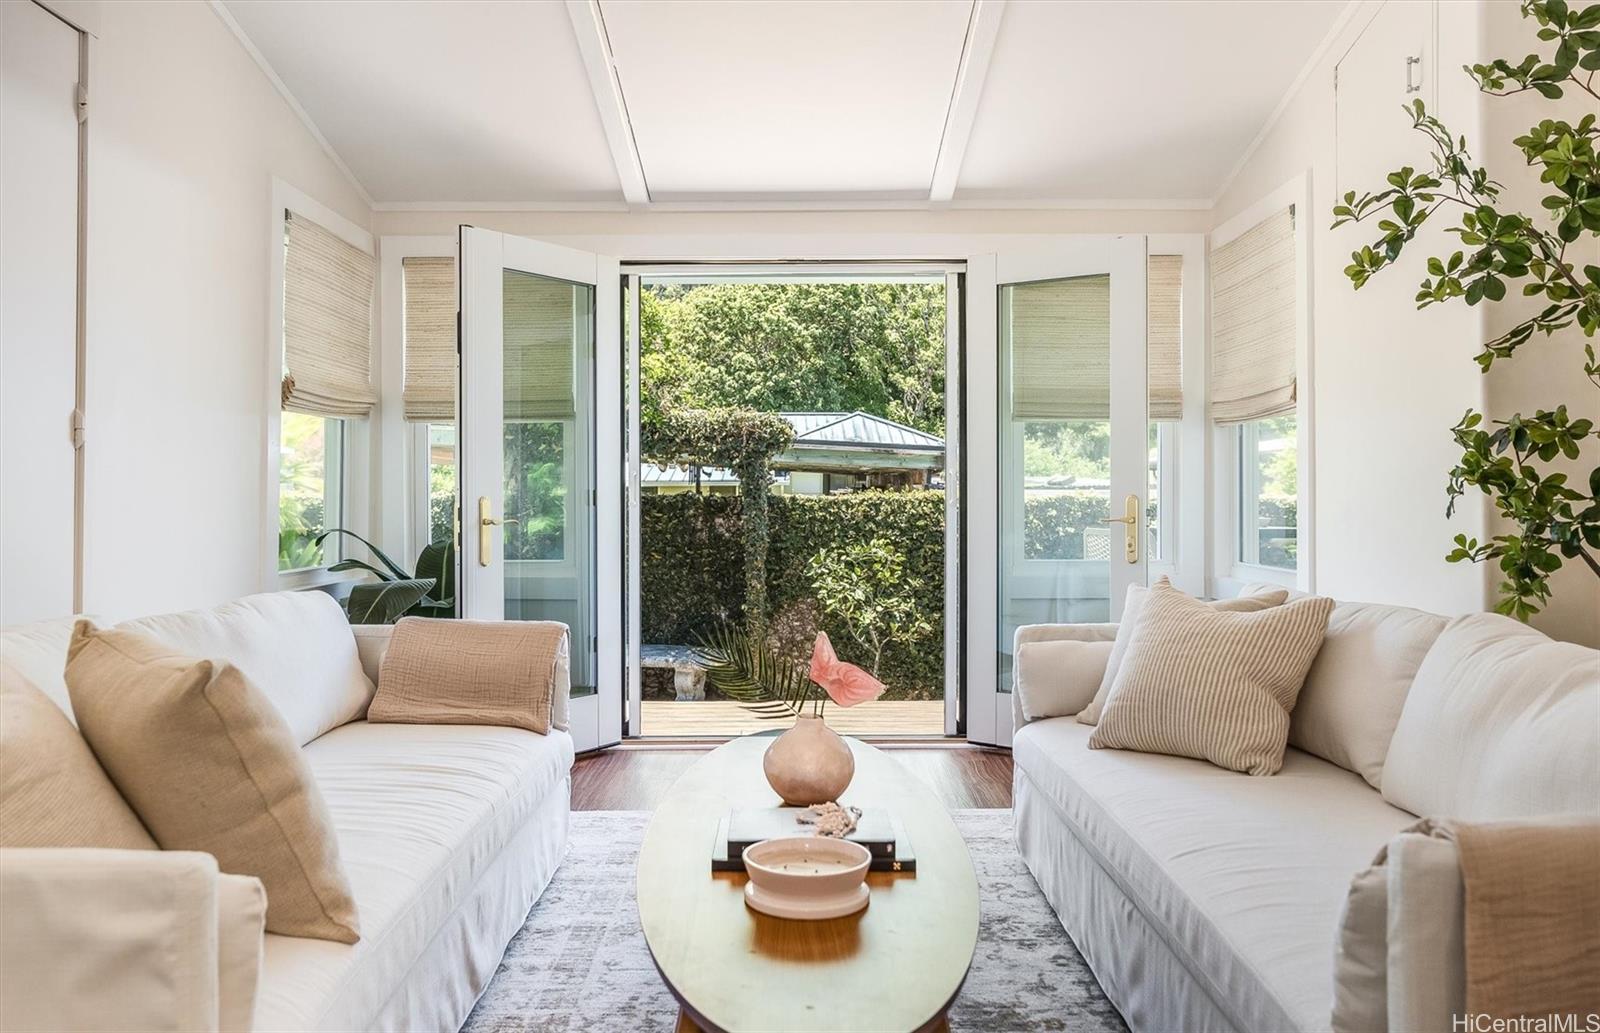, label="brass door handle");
[1102,494,1140,563]
[477,496,518,567]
